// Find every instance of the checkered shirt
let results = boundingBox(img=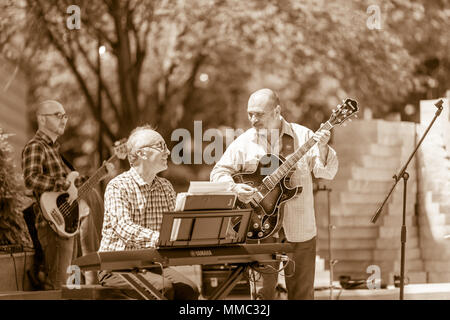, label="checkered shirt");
[22,130,71,198]
[99,167,176,251]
